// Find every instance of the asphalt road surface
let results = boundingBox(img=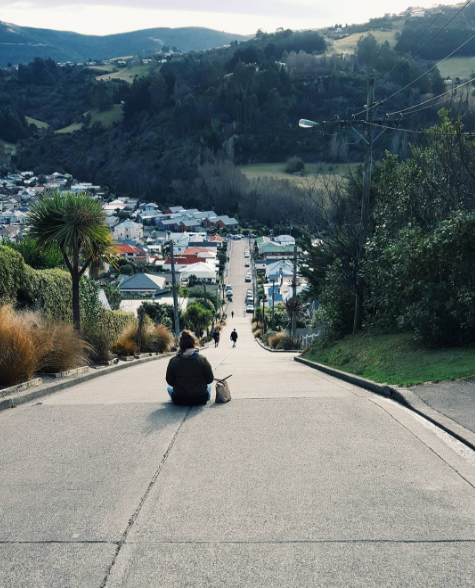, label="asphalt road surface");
[1,238,475,587]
